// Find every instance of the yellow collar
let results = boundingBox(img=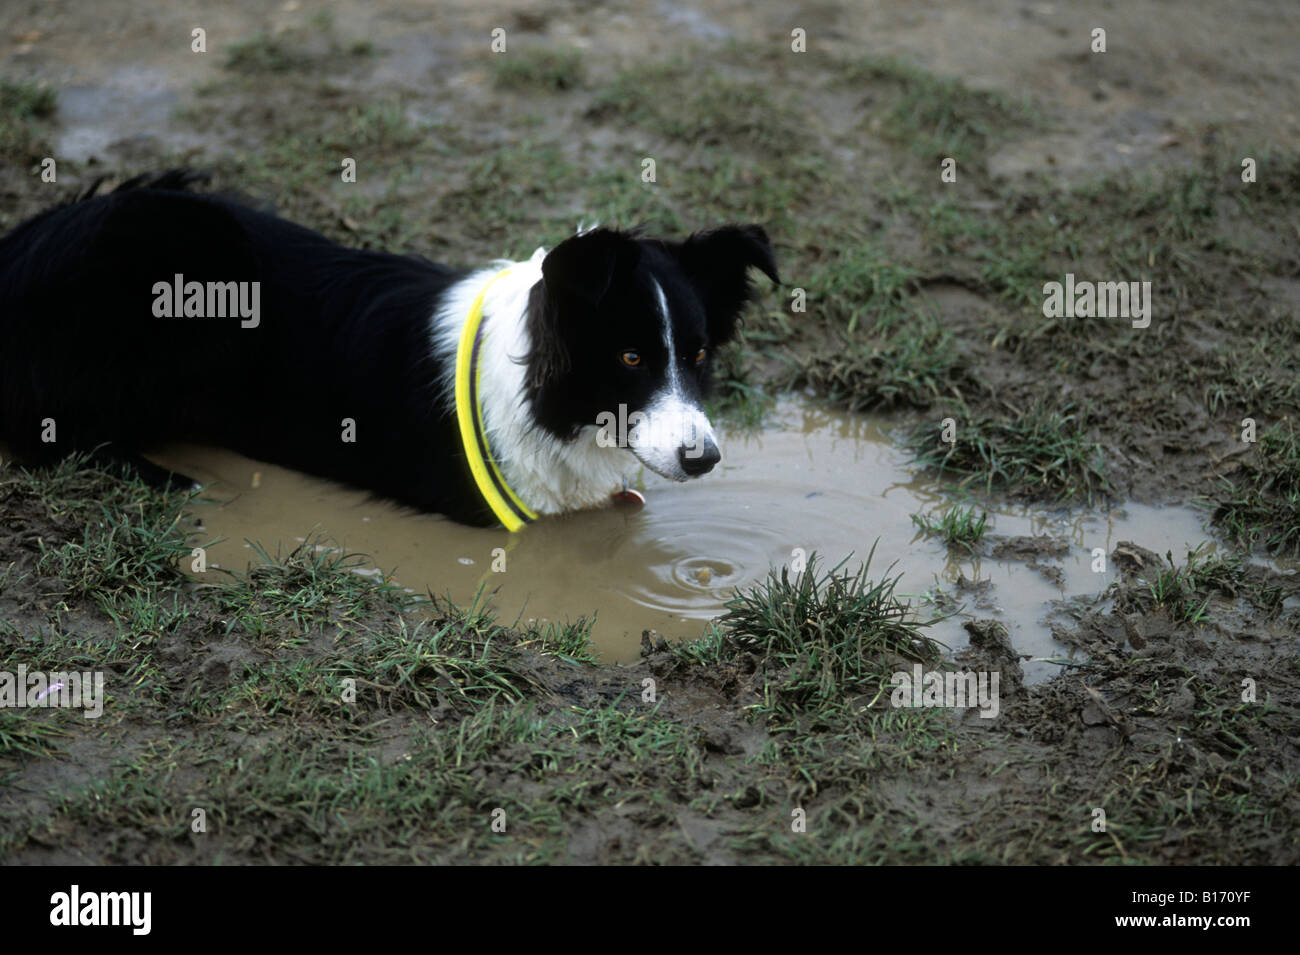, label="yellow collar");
[454,268,539,531]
